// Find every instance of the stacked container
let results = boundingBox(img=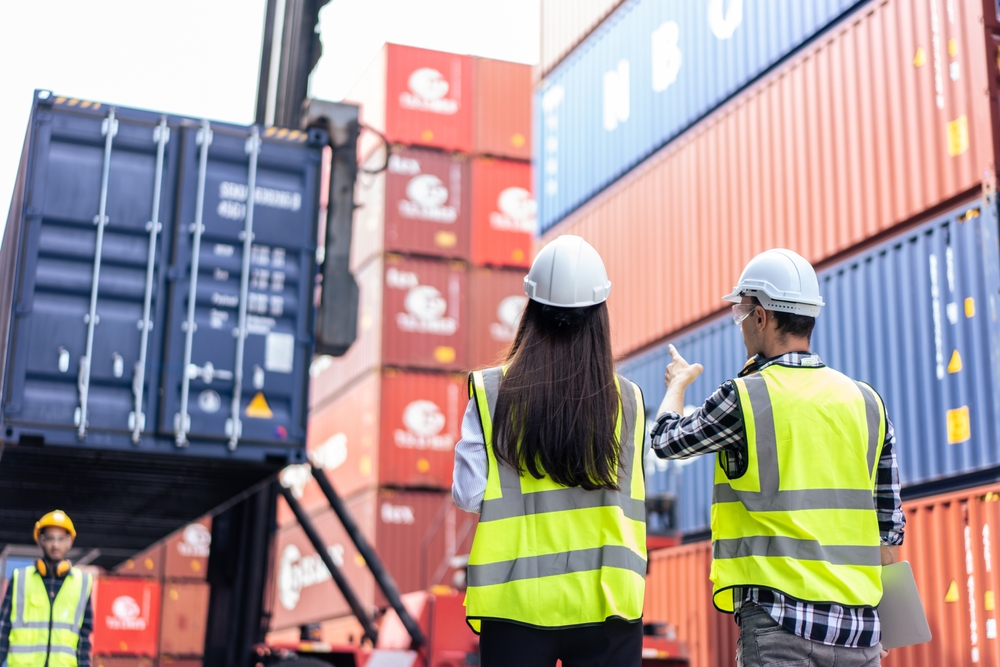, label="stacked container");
[537,0,1000,663]
[273,44,535,637]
